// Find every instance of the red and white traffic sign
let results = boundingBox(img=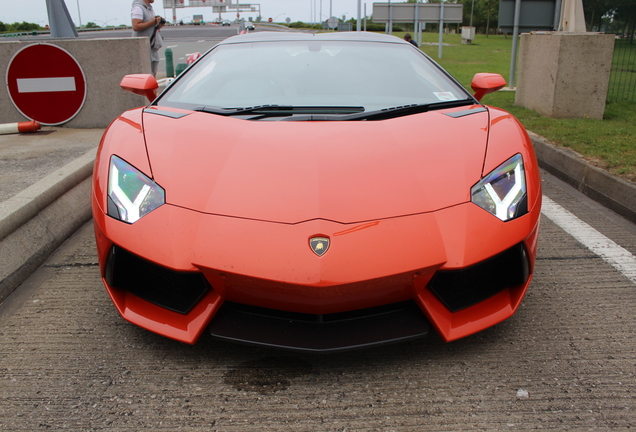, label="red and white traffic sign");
[6,43,86,126]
